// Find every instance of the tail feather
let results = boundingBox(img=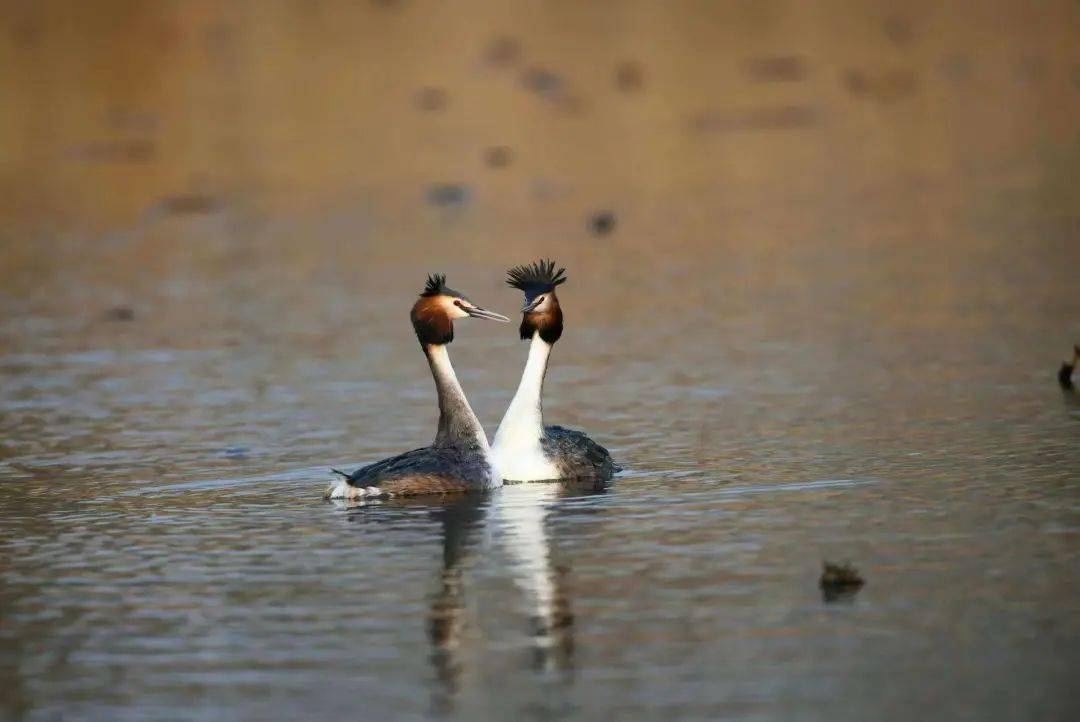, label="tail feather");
[325,468,353,500]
